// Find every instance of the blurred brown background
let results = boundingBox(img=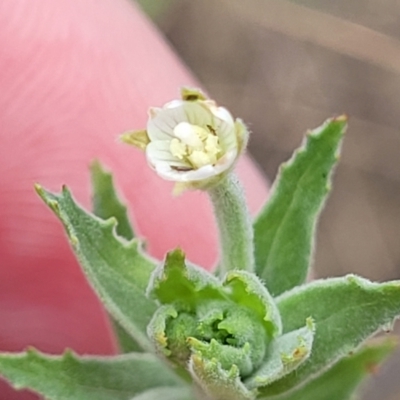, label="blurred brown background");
[137,1,400,399]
